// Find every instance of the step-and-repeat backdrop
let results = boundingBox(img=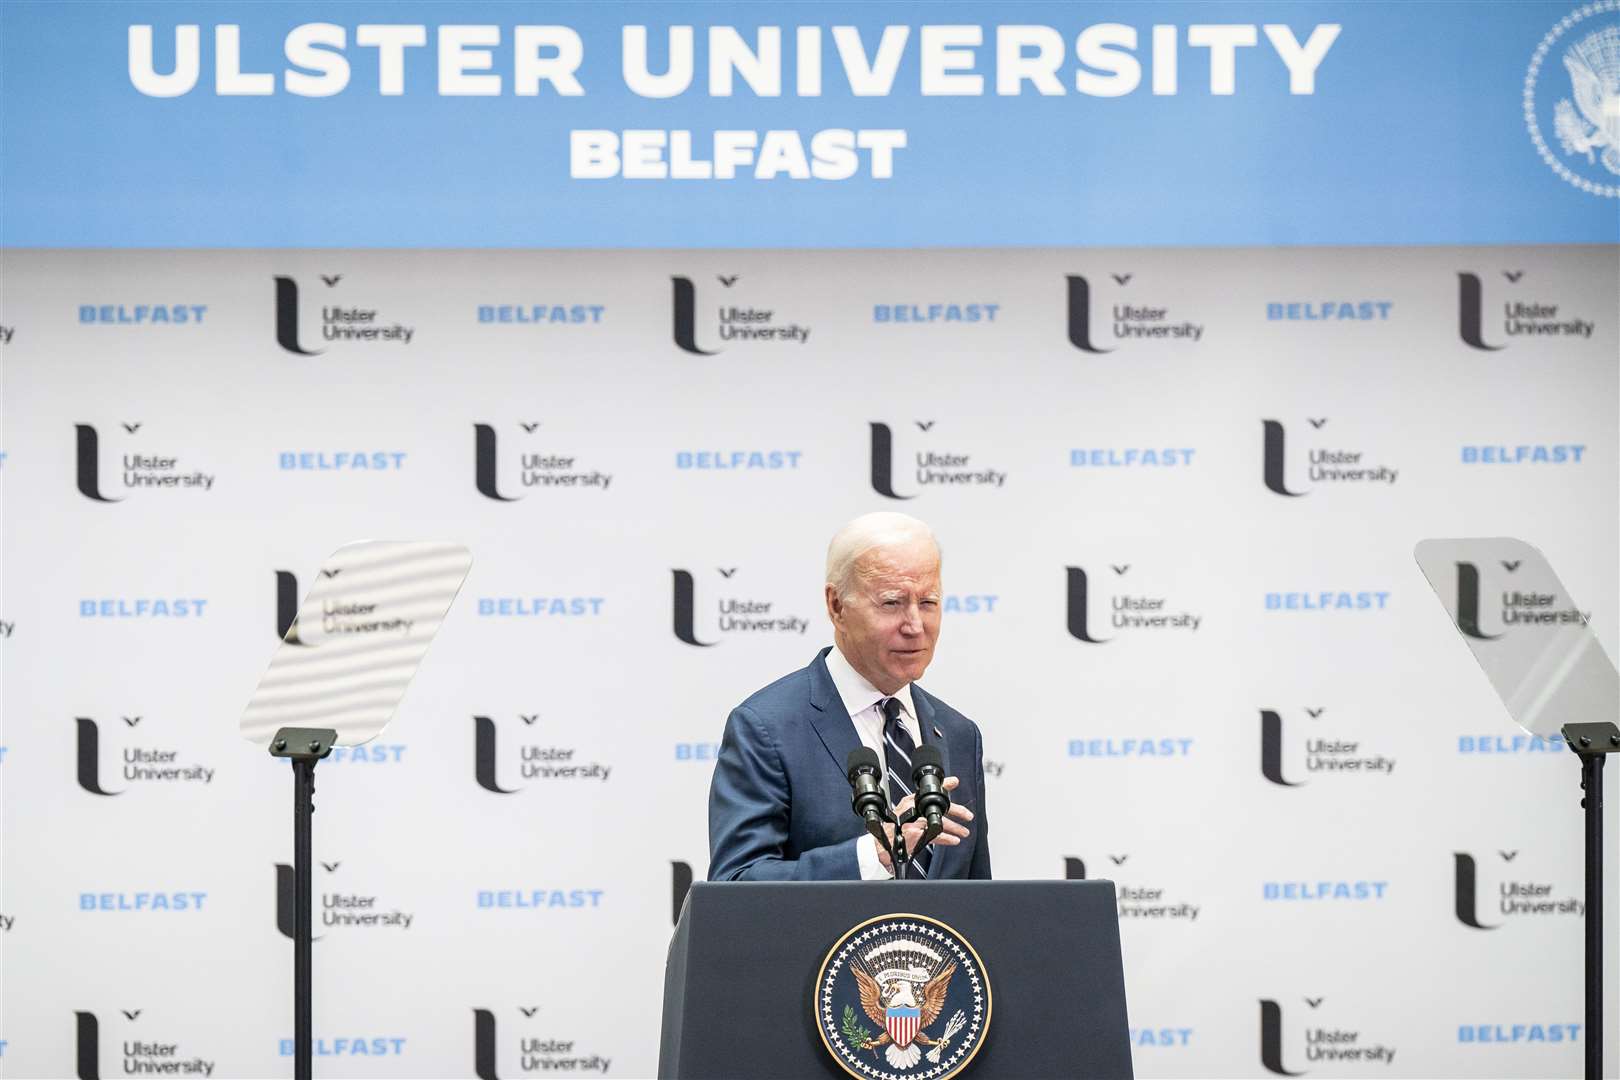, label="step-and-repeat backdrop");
[1,246,1615,1078]
[4,1,1620,1078]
